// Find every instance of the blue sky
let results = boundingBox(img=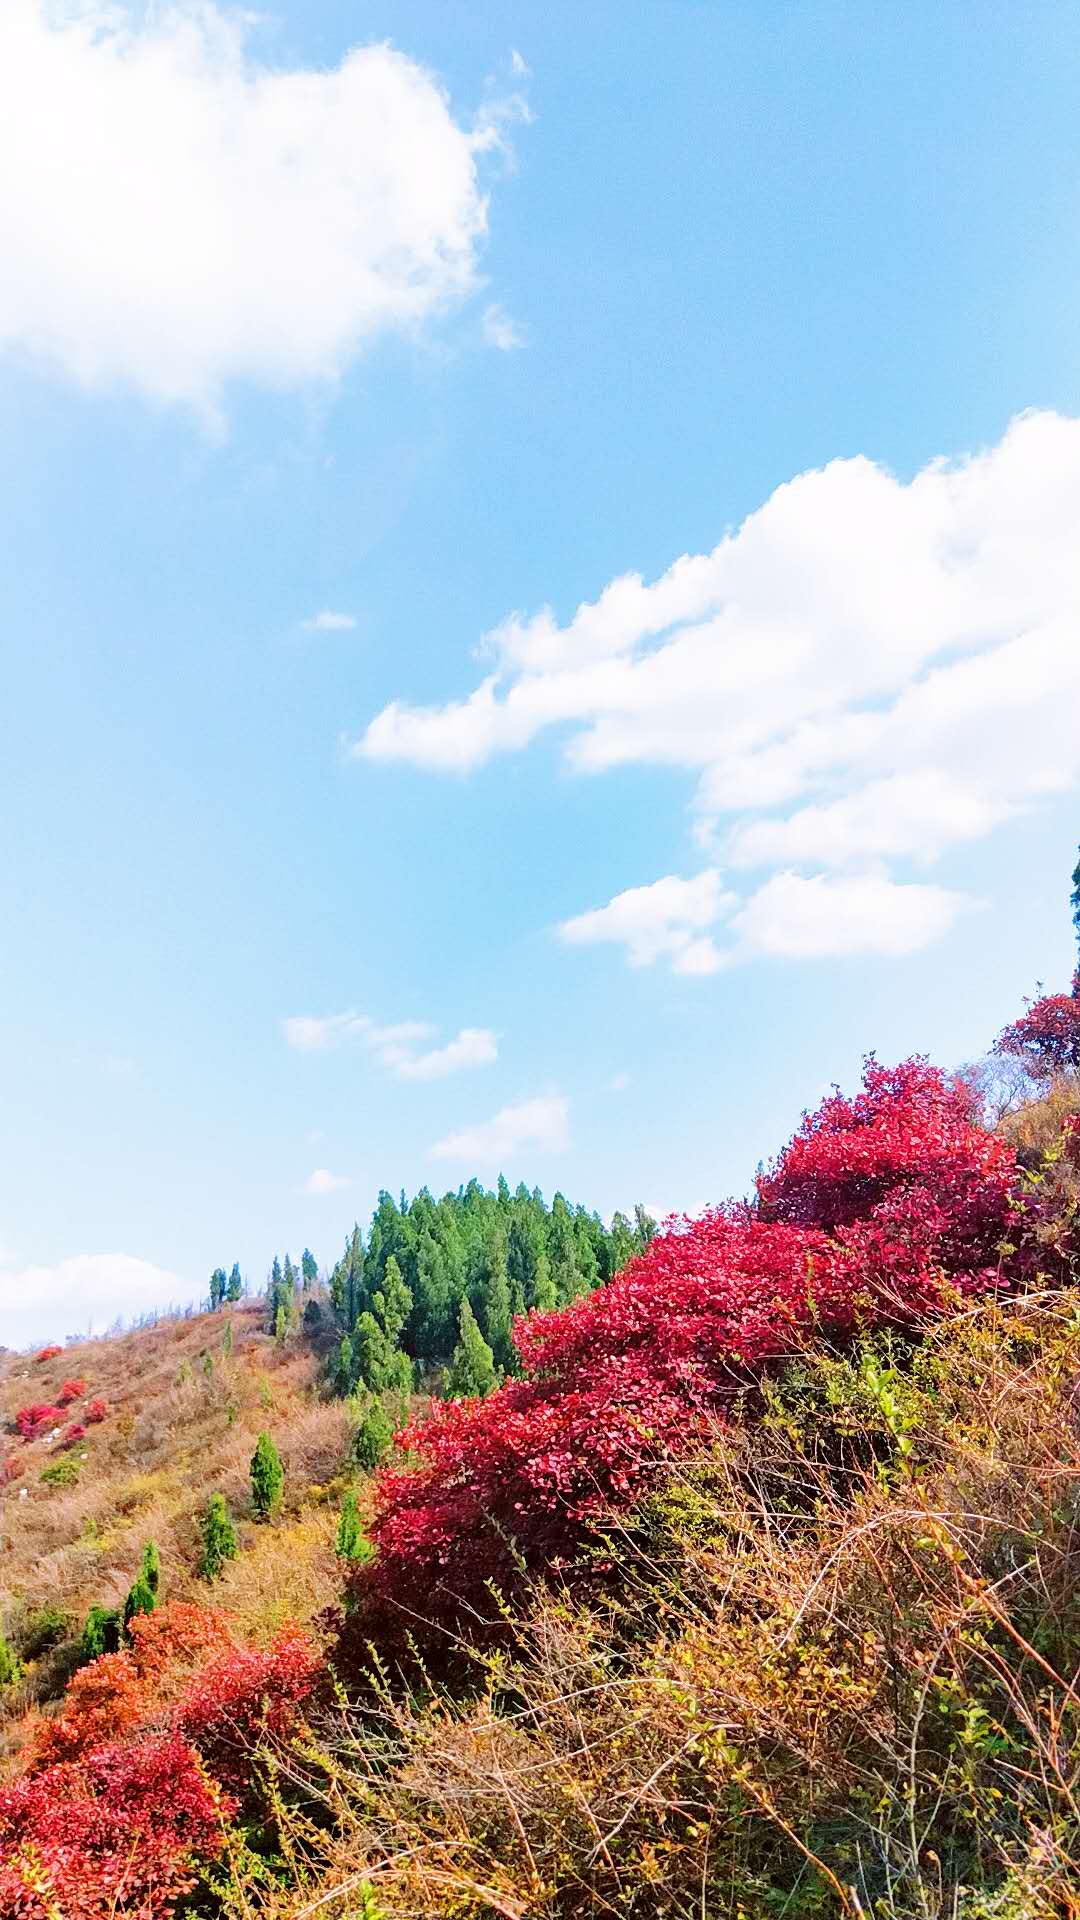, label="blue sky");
[2,0,1079,1345]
